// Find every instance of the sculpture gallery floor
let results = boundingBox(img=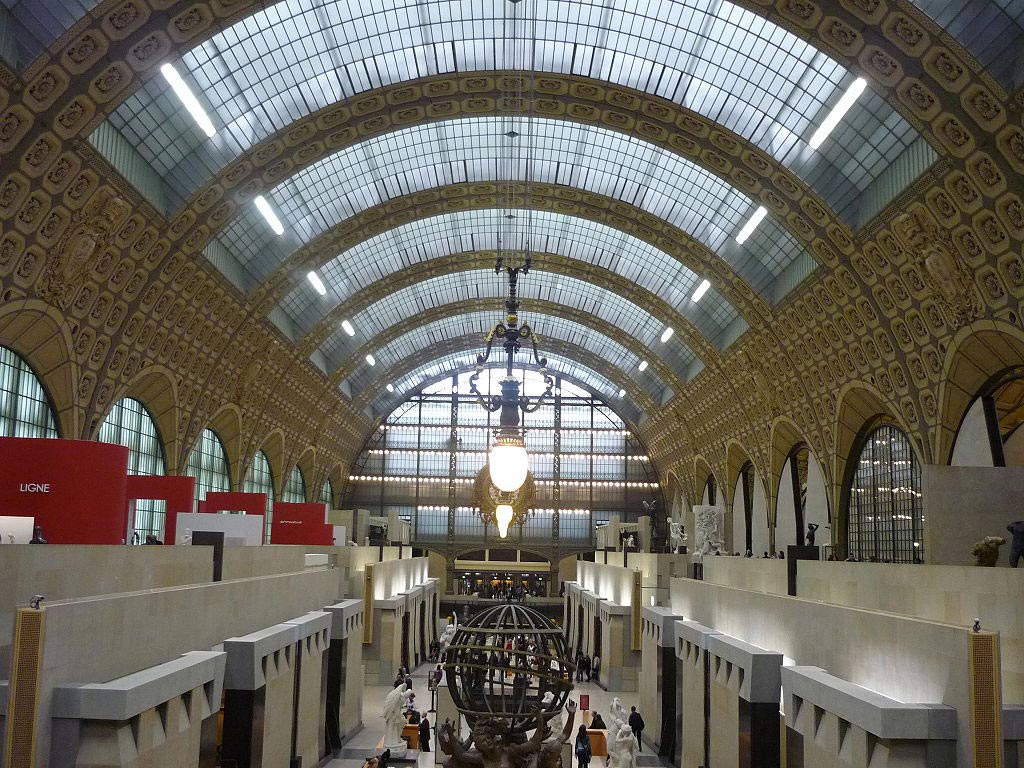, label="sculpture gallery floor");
[327,668,660,768]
